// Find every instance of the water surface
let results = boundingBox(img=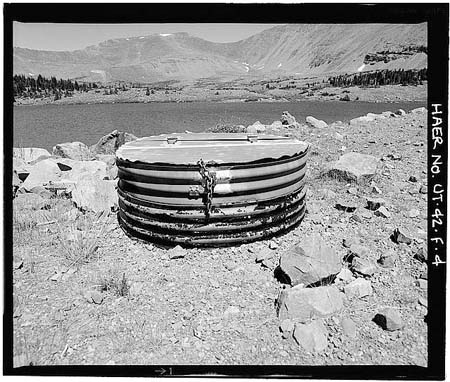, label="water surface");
[13,101,426,150]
